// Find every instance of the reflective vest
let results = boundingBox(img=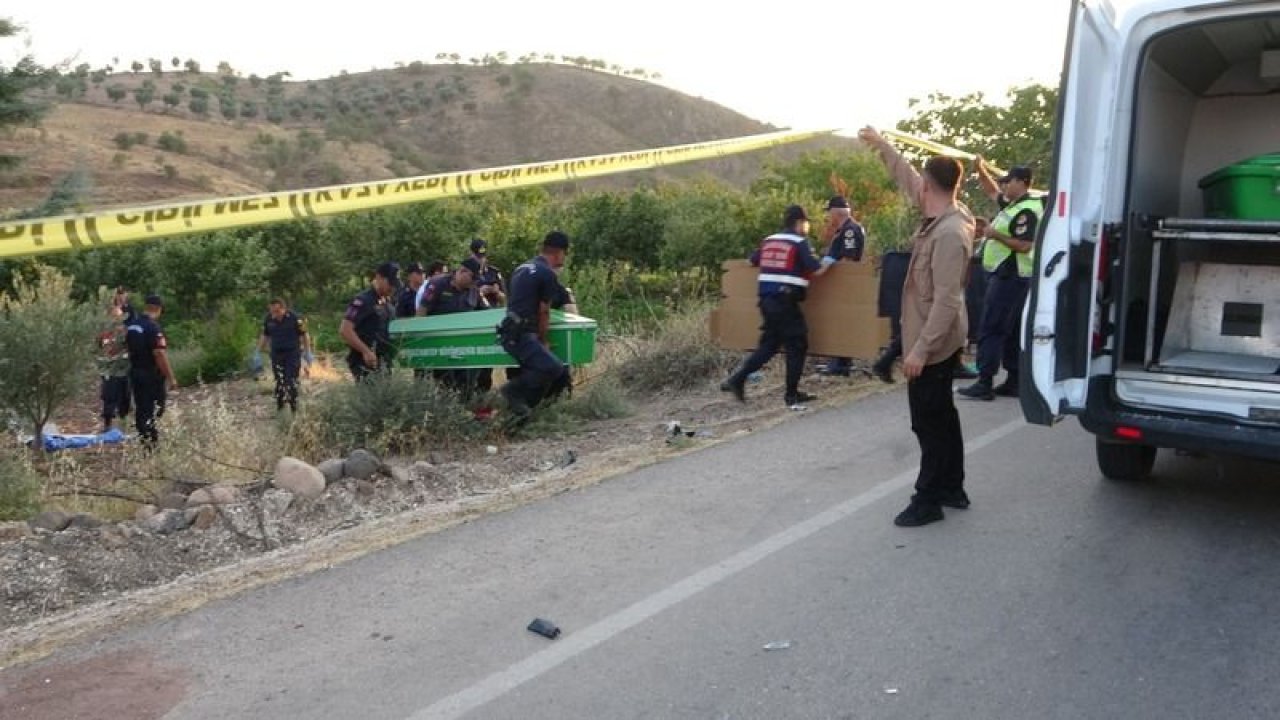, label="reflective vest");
[982,195,1043,277]
[756,233,813,295]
